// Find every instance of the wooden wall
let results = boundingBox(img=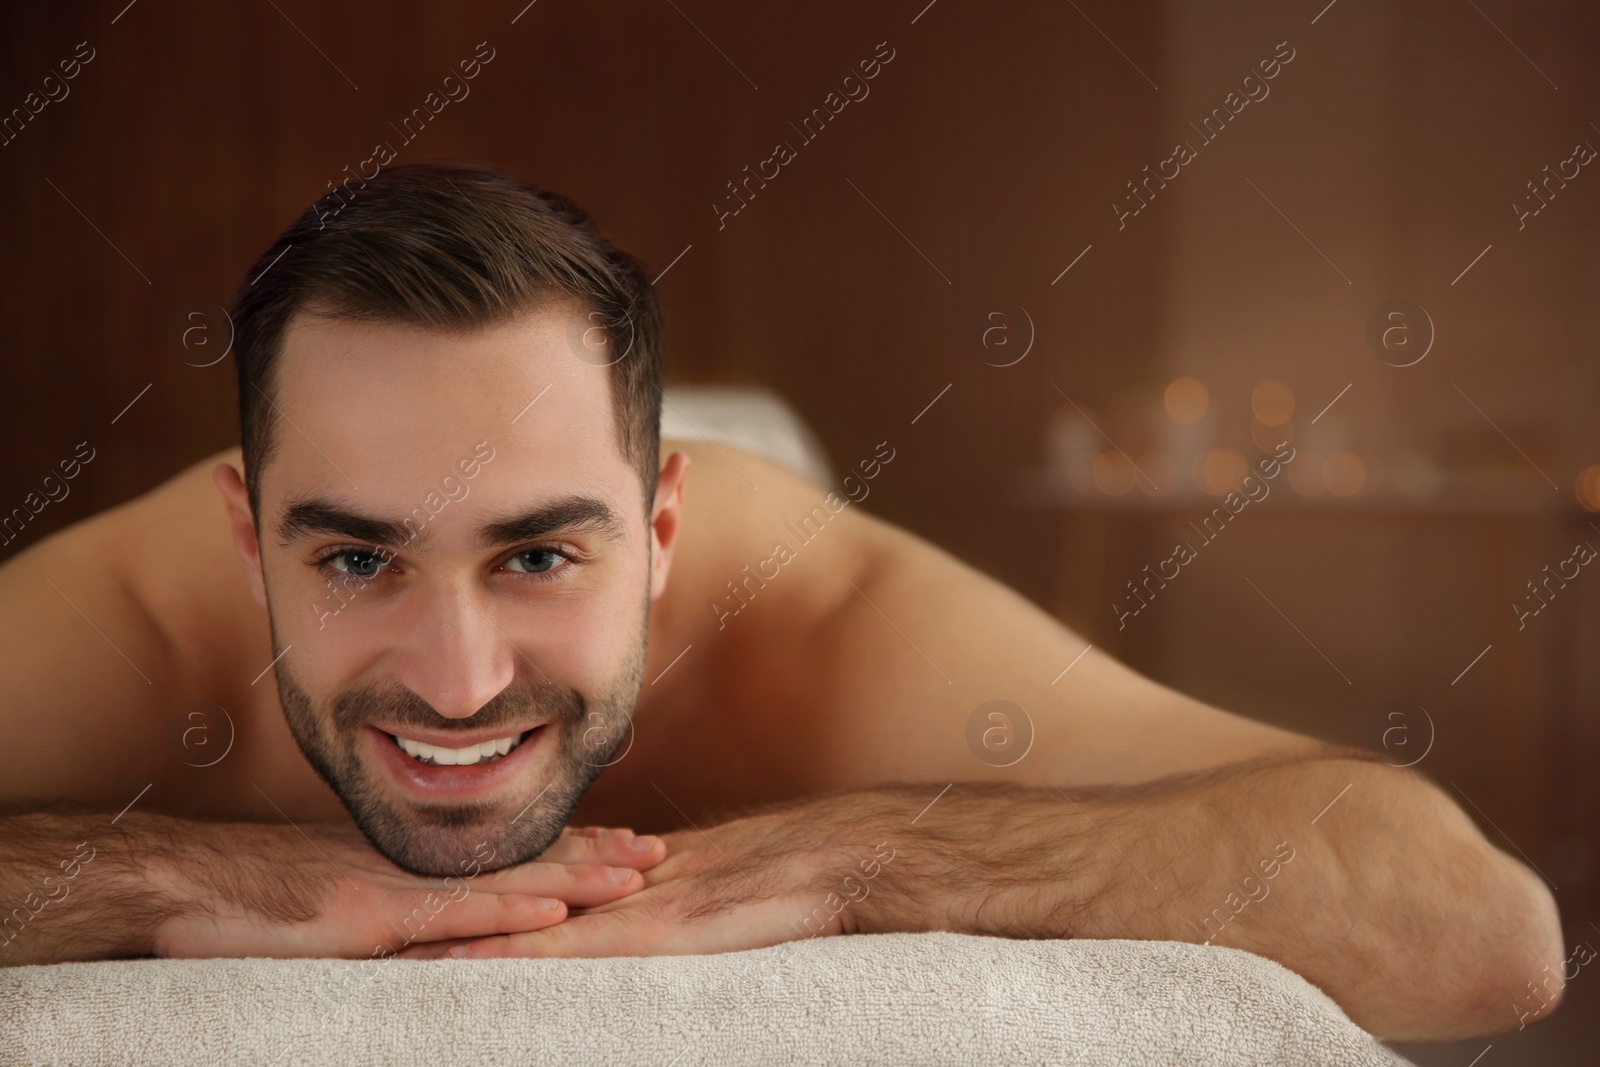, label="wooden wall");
[0,0,1161,581]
